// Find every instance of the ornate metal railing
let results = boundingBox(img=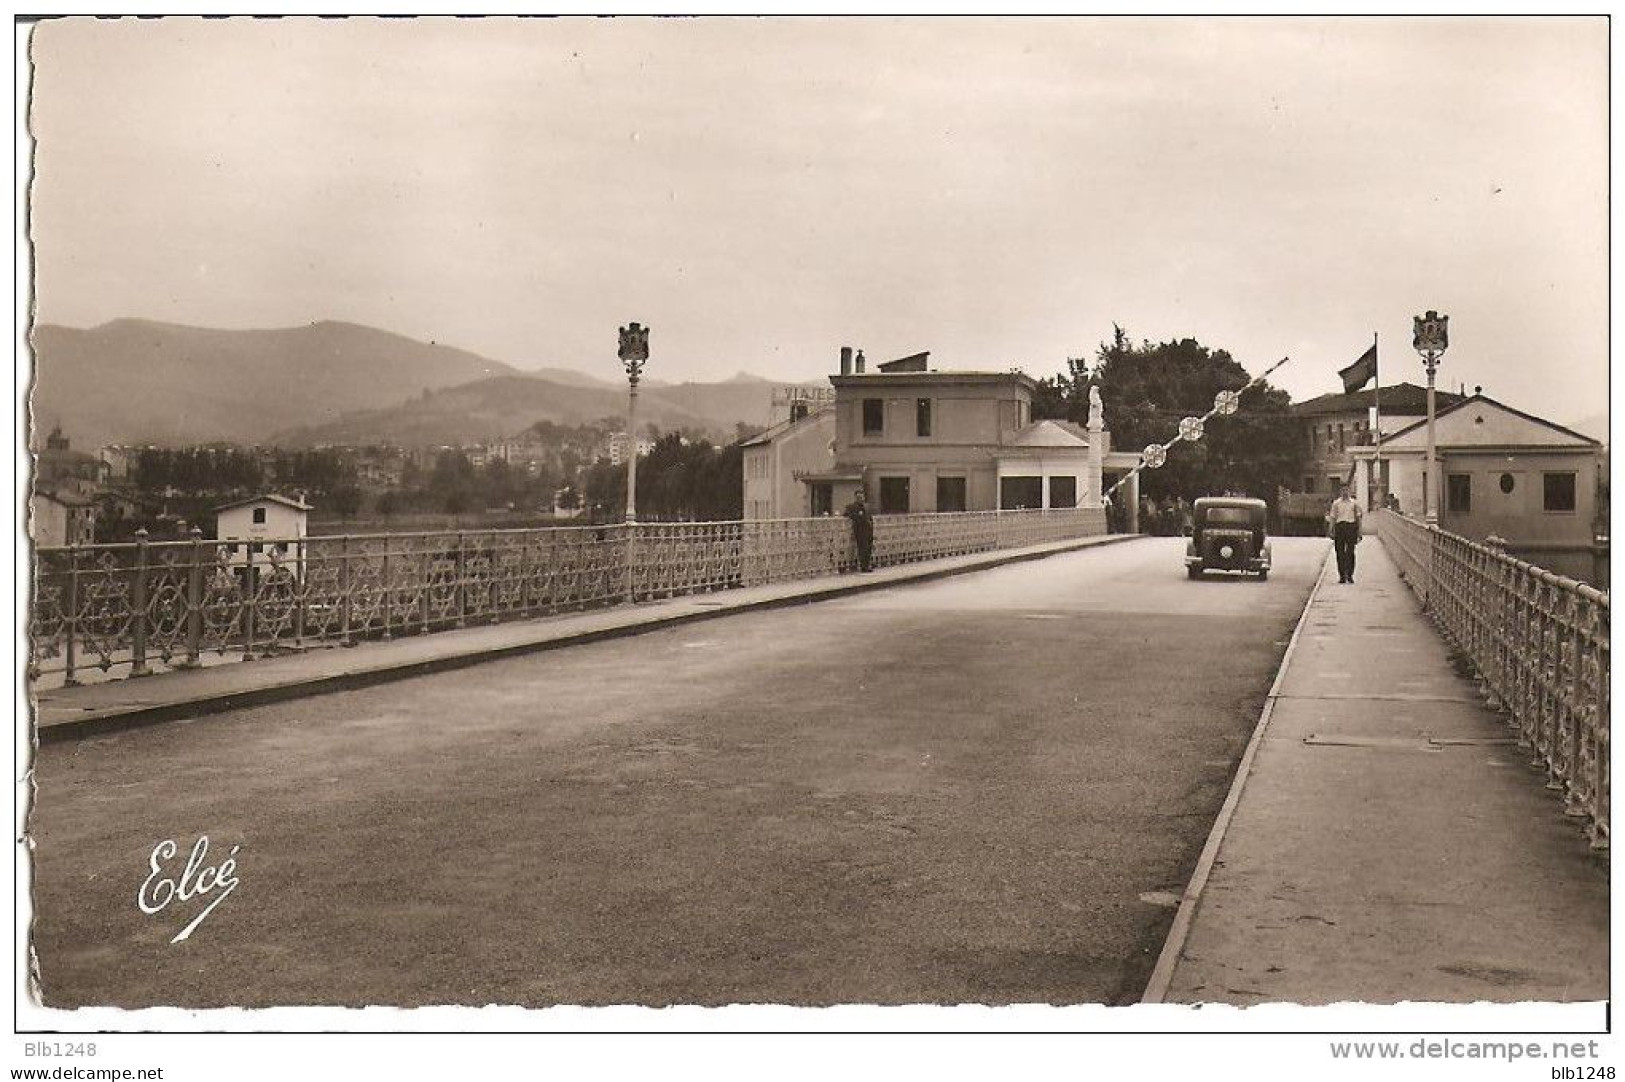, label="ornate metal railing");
[29,507,1106,688]
[1376,510,1610,849]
